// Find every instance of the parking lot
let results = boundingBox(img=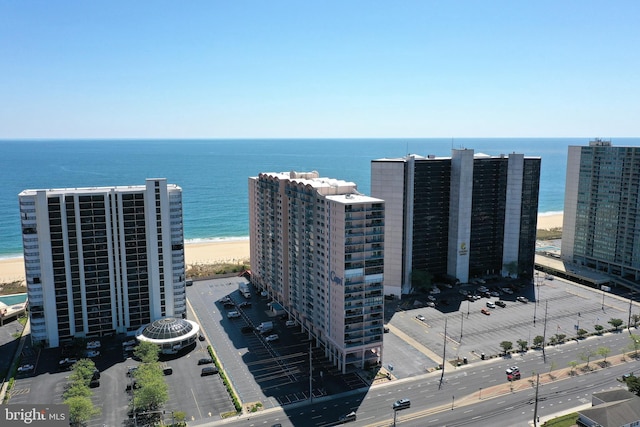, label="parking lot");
[381,275,638,377]
[187,279,369,409]
[7,326,235,426]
